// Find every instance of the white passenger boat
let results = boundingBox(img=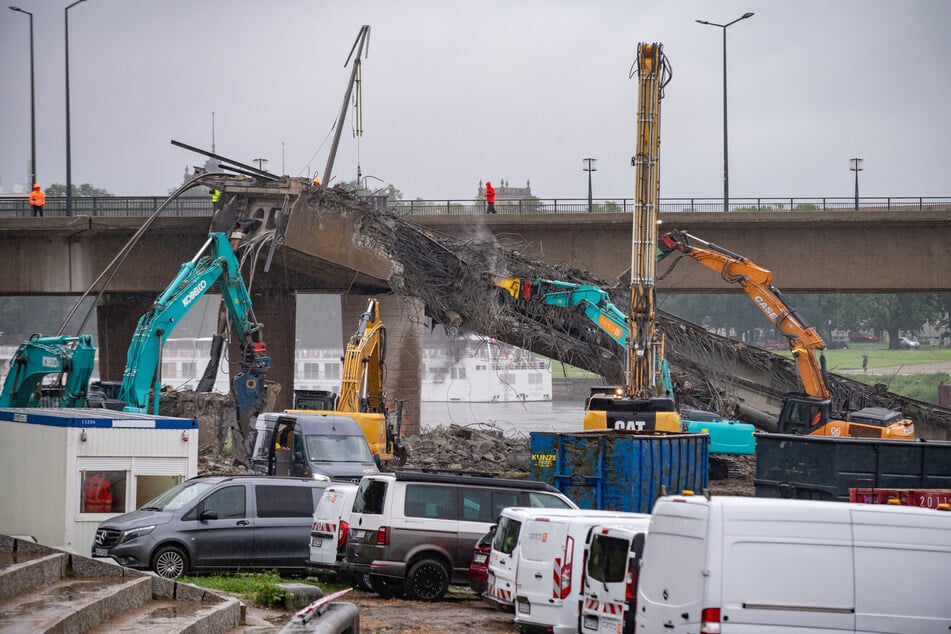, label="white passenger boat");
[421,335,552,403]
